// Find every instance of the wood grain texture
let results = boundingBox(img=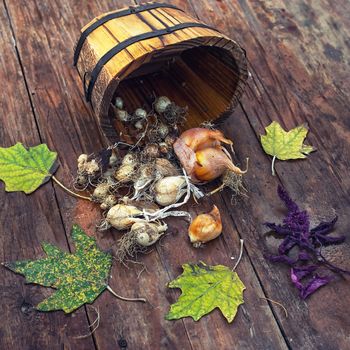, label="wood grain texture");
[0,0,349,349]
[0,1,95,349]
[183,0,350,349]
[75,2,248,141]
[1,0,211,349]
